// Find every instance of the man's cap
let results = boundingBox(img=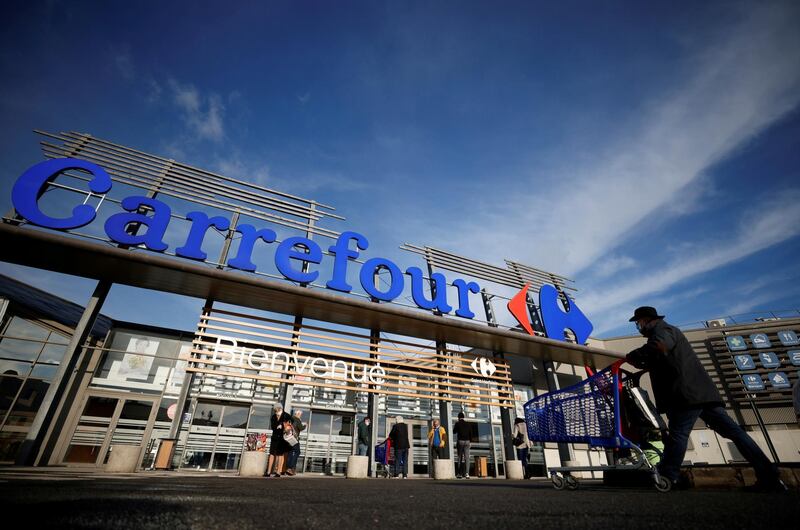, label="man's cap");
[628,306,664,322]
